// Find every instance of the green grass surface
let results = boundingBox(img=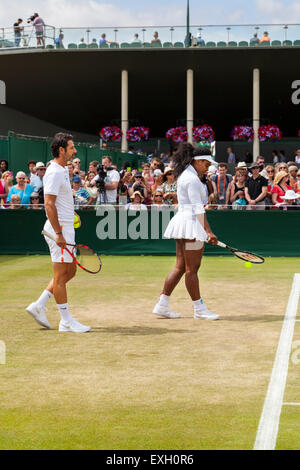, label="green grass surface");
[0,255,299,450]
